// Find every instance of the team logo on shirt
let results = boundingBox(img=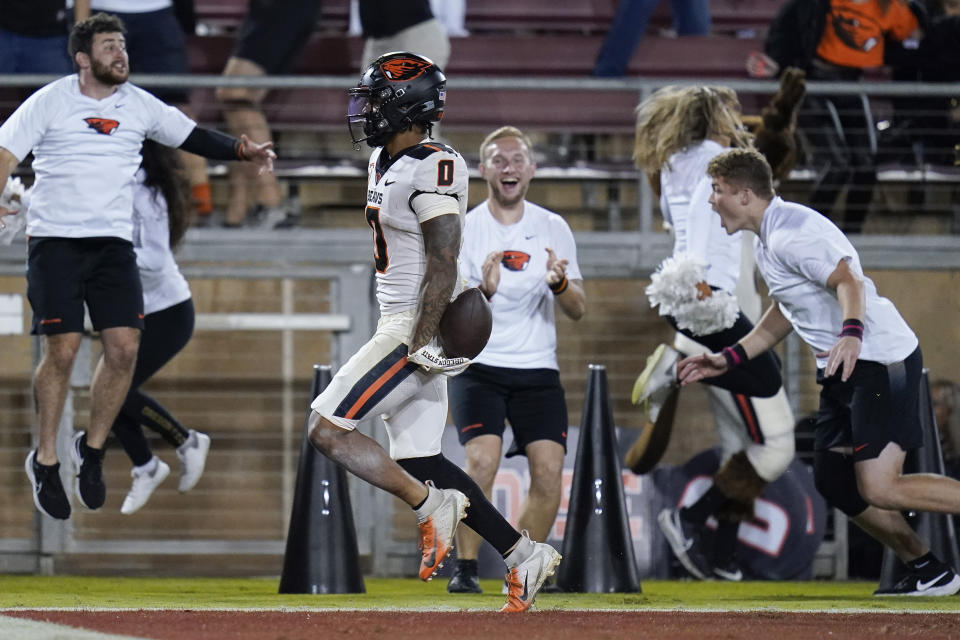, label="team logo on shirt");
[501,250,531,271]
[380,57,432,82]
[84,117,120,135]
